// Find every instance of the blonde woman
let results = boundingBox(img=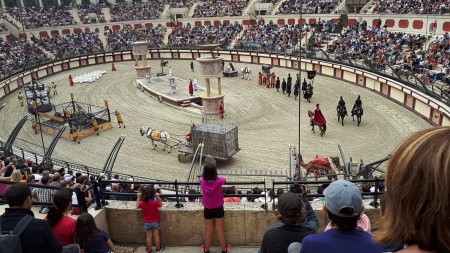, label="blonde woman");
[375,127,450,253]
[10,169,25,182]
